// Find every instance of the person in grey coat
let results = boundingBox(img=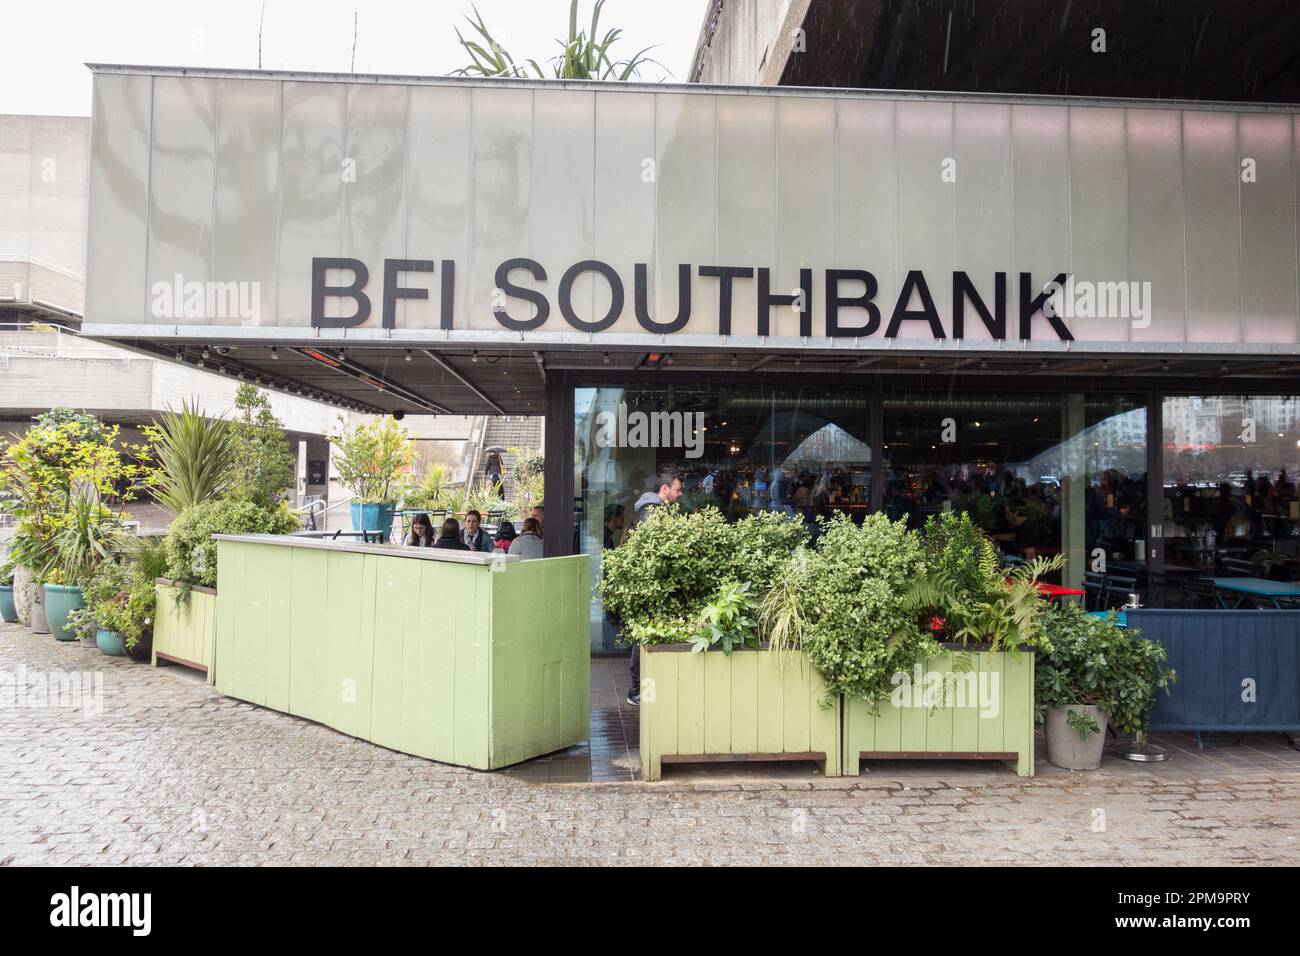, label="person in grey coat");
[507,517,545,559]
